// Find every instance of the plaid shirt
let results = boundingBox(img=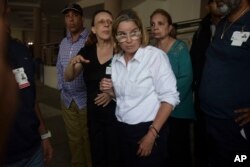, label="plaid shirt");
[56,29,89,109]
